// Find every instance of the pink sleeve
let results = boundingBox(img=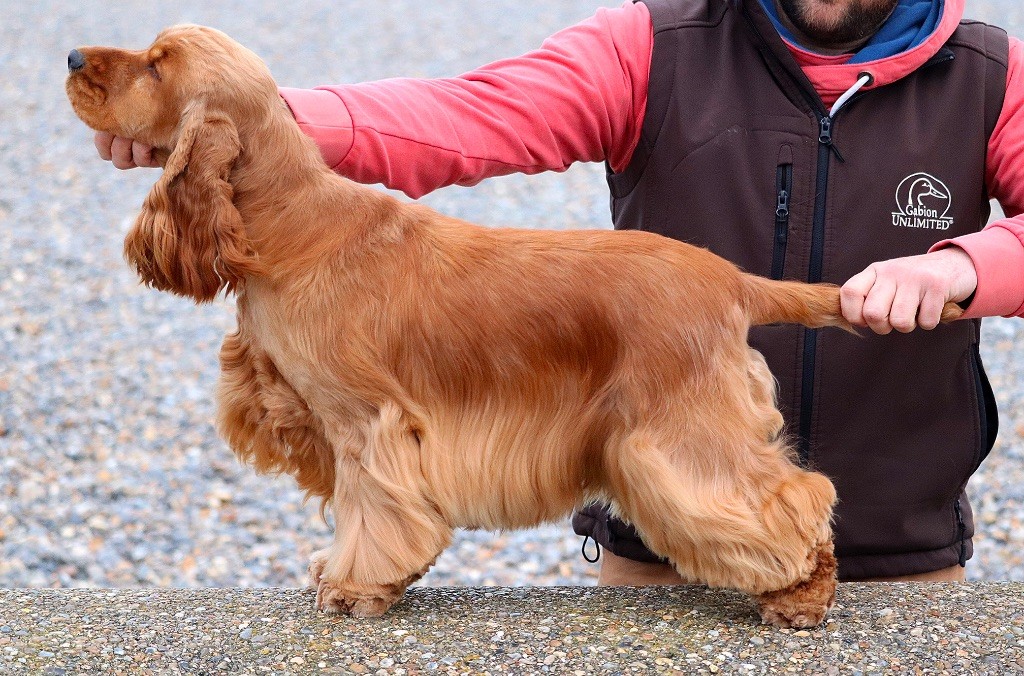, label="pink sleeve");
[279,1,652,199]
[932,36,1024,319]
